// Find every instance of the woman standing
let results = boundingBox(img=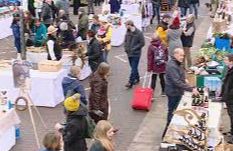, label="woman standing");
[167,16,182,57]
[97,17,112,62]
[86,30,103,72]
[90,120,115,151]
[181,14,196,68]
[11,14,21,59]
[147,35,168,96]
[89,62,110,124]
[78,8,89,40]
[221,54,233,142]
[46,25,62,60]
[62,94,88,151]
